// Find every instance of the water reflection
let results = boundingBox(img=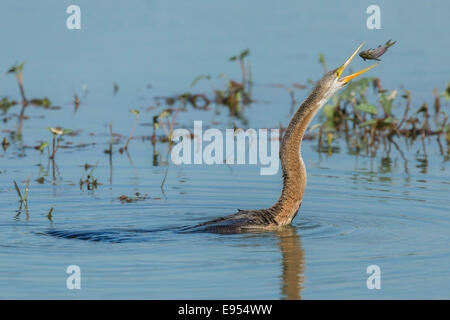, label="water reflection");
[379,157,392,174]
[416,155,428,174]
[276,226,305,300]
